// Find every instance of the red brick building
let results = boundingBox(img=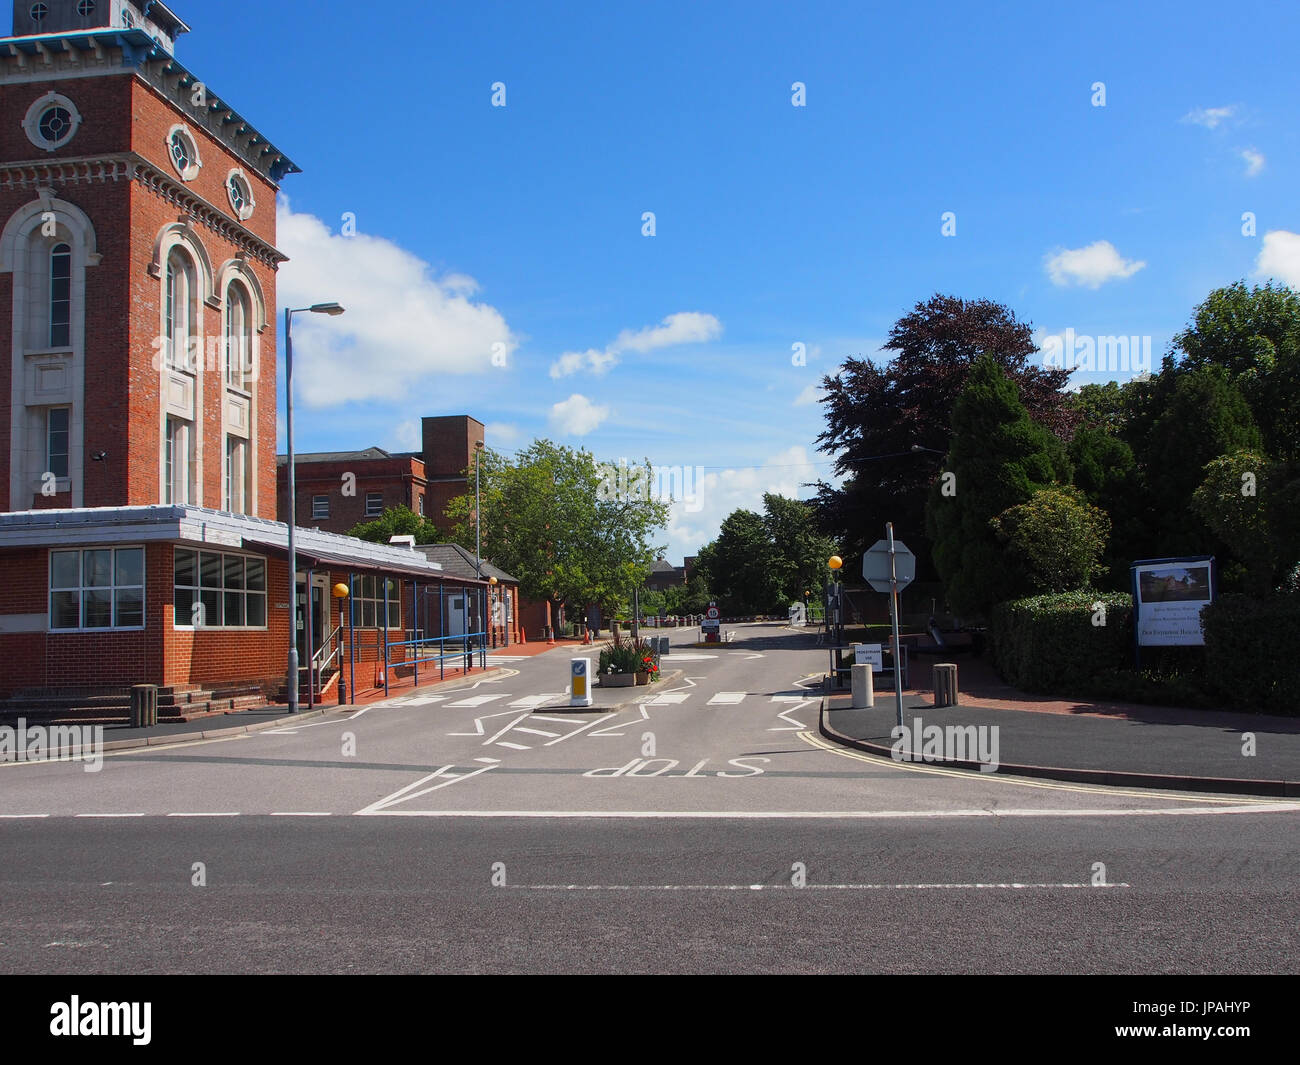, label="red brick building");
[277,415,483,536]
[0,2,488,715]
